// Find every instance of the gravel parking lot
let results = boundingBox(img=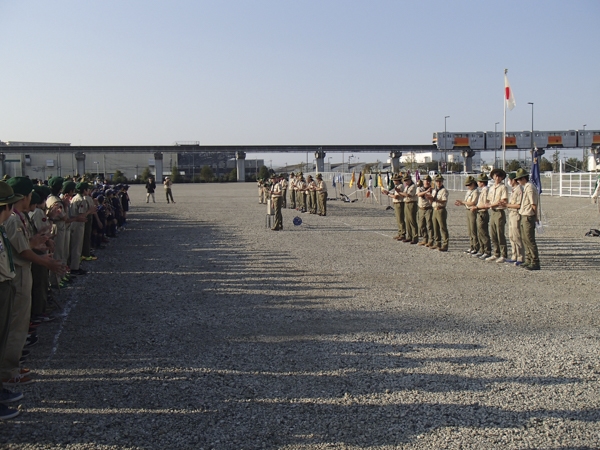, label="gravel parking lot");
[2,183,600,449]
